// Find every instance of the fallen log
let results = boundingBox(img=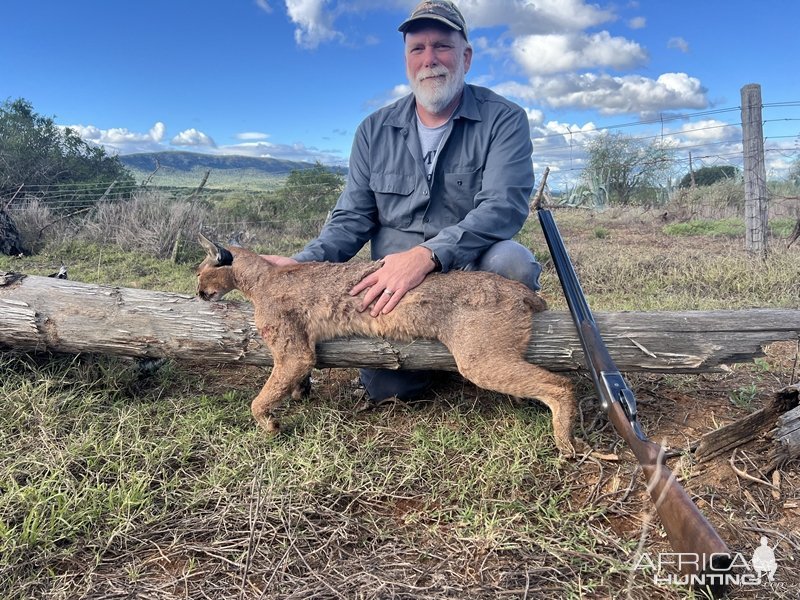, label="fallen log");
[1,272,799,373]
[769,385,800,469]
[695,385,800,462]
